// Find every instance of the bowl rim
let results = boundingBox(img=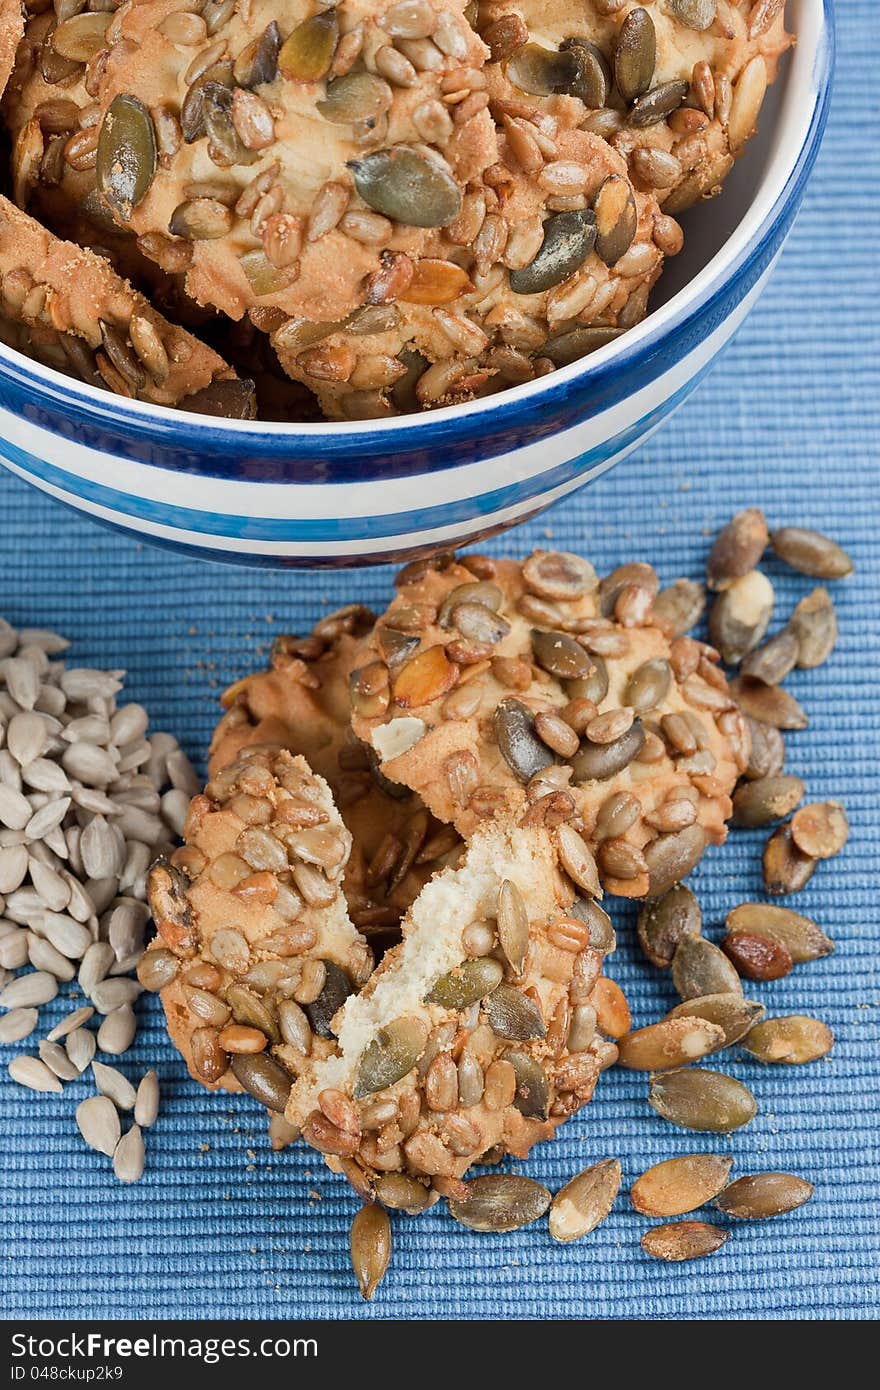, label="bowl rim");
[0,0,833,455]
